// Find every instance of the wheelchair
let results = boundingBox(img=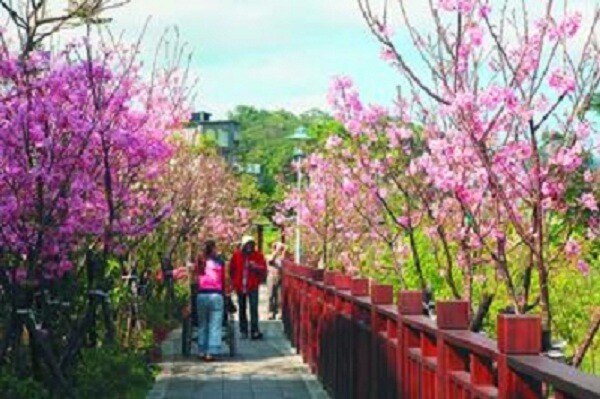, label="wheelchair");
[181,283,237,358]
